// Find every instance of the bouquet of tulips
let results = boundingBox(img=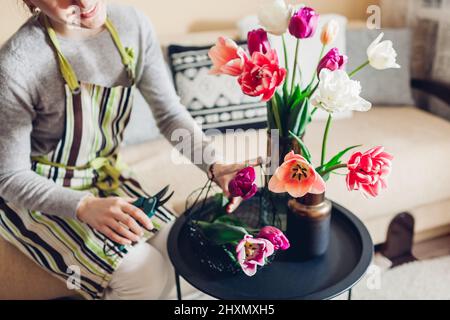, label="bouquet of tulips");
[193,1,399,276]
